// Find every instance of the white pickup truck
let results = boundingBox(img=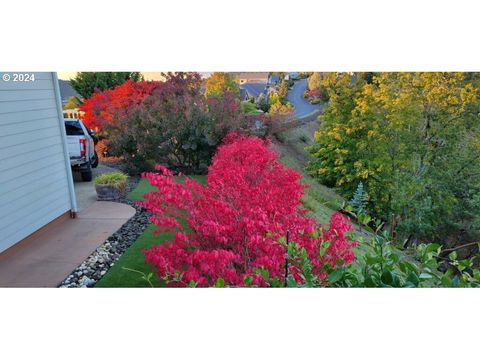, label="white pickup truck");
[64,119,99,181]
